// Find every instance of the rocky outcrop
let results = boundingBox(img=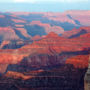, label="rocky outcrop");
[5,71,32,80]
[66,55,89,68]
